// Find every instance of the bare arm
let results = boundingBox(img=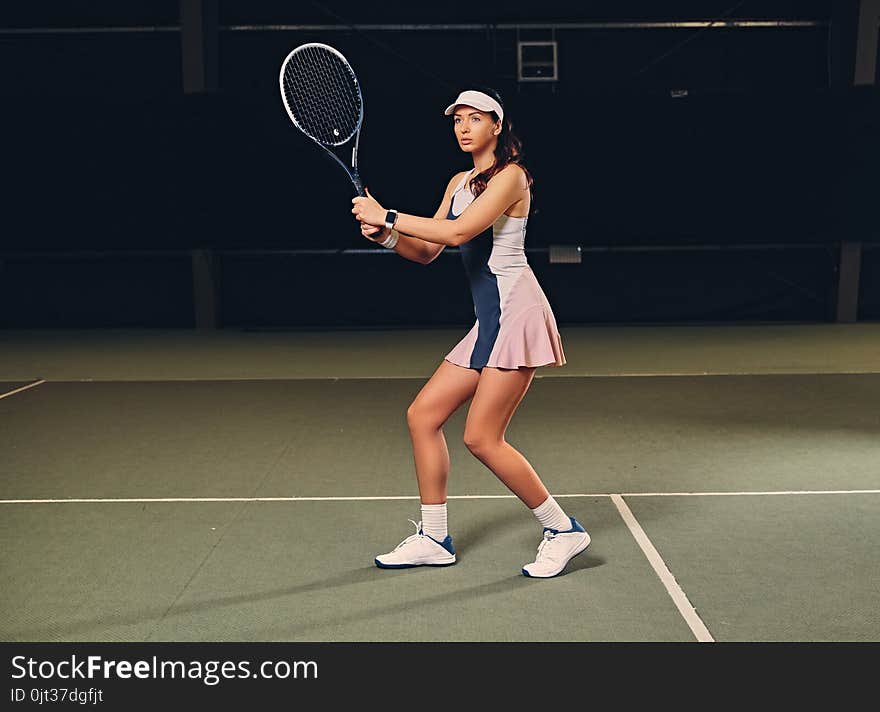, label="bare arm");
[414,173,460,263]
[393,165,527,247]
[361,172,462,264]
